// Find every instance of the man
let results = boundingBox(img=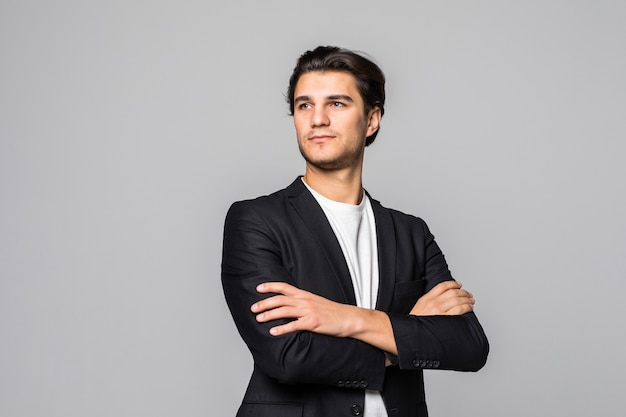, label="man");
[221,46,488,417]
